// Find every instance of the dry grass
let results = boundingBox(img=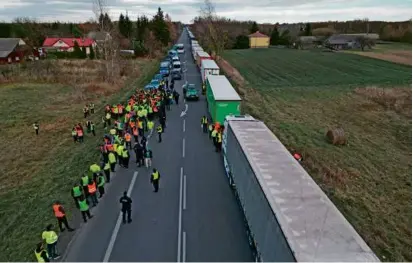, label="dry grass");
[0,58,160,261]
[347,42,412,65]
[219,50,412,262]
